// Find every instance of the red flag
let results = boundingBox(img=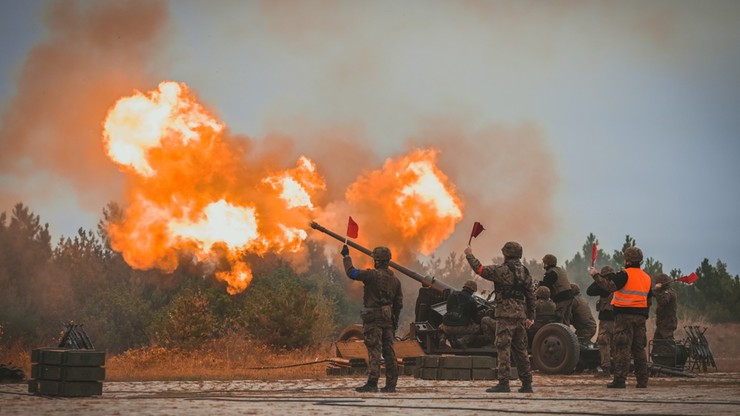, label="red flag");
[346,216,359,239]
[468,222,485,245]
[676,272,699,284]
[591,243,598,267]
